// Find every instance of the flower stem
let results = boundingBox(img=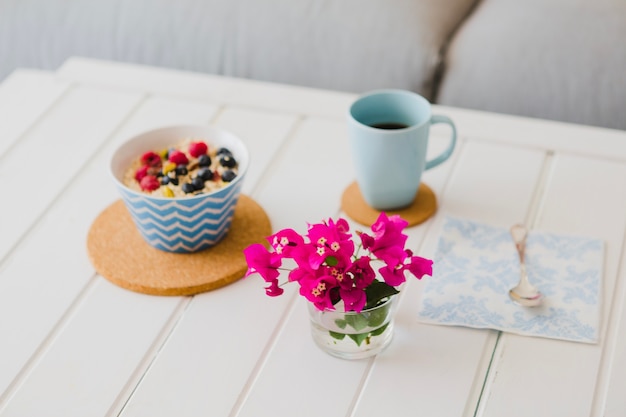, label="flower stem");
[353,243,363,260]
